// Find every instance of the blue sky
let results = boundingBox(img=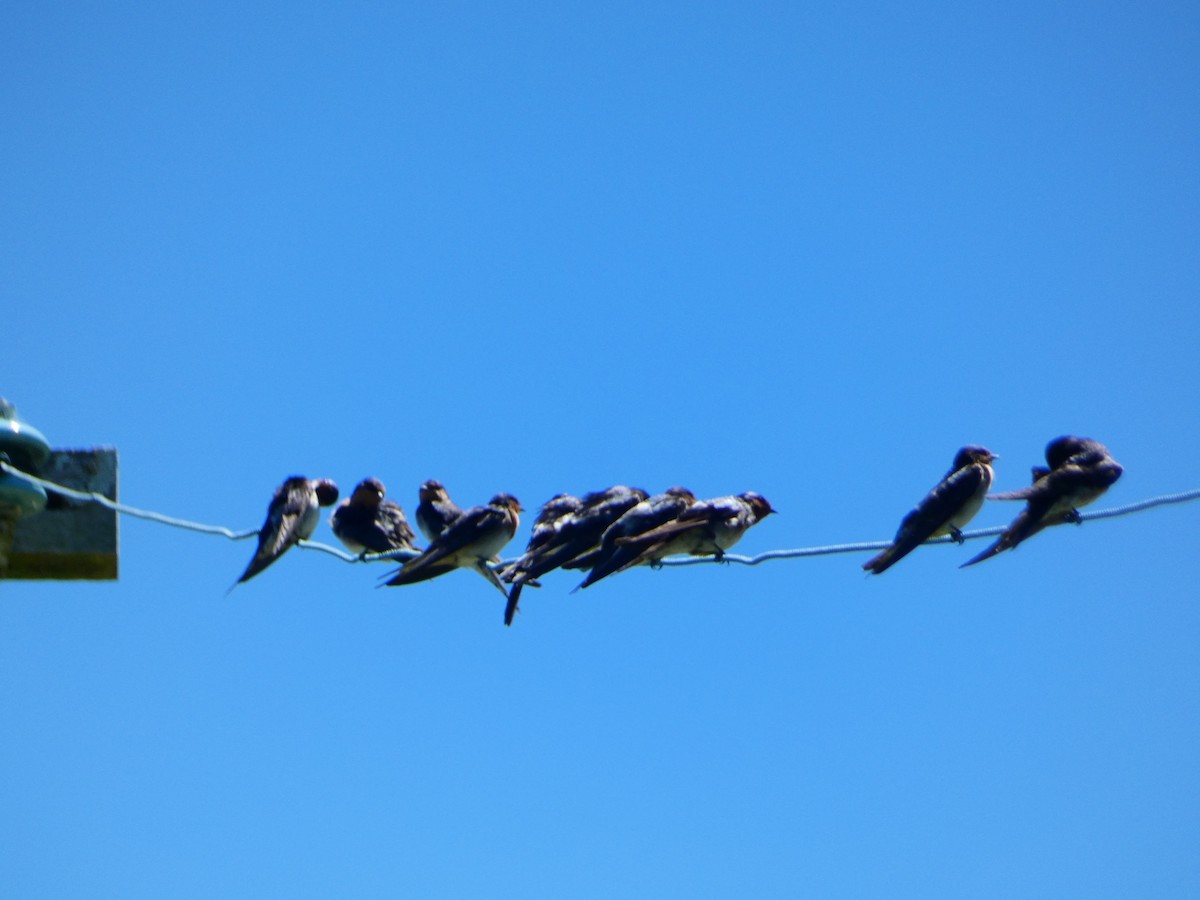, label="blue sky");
[3,2,1199,897]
